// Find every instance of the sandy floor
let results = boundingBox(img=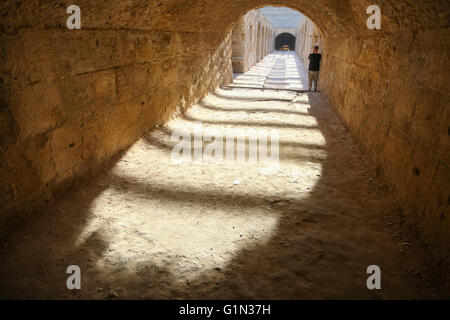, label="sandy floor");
[232,51,309,90]
[0,53,441,299]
